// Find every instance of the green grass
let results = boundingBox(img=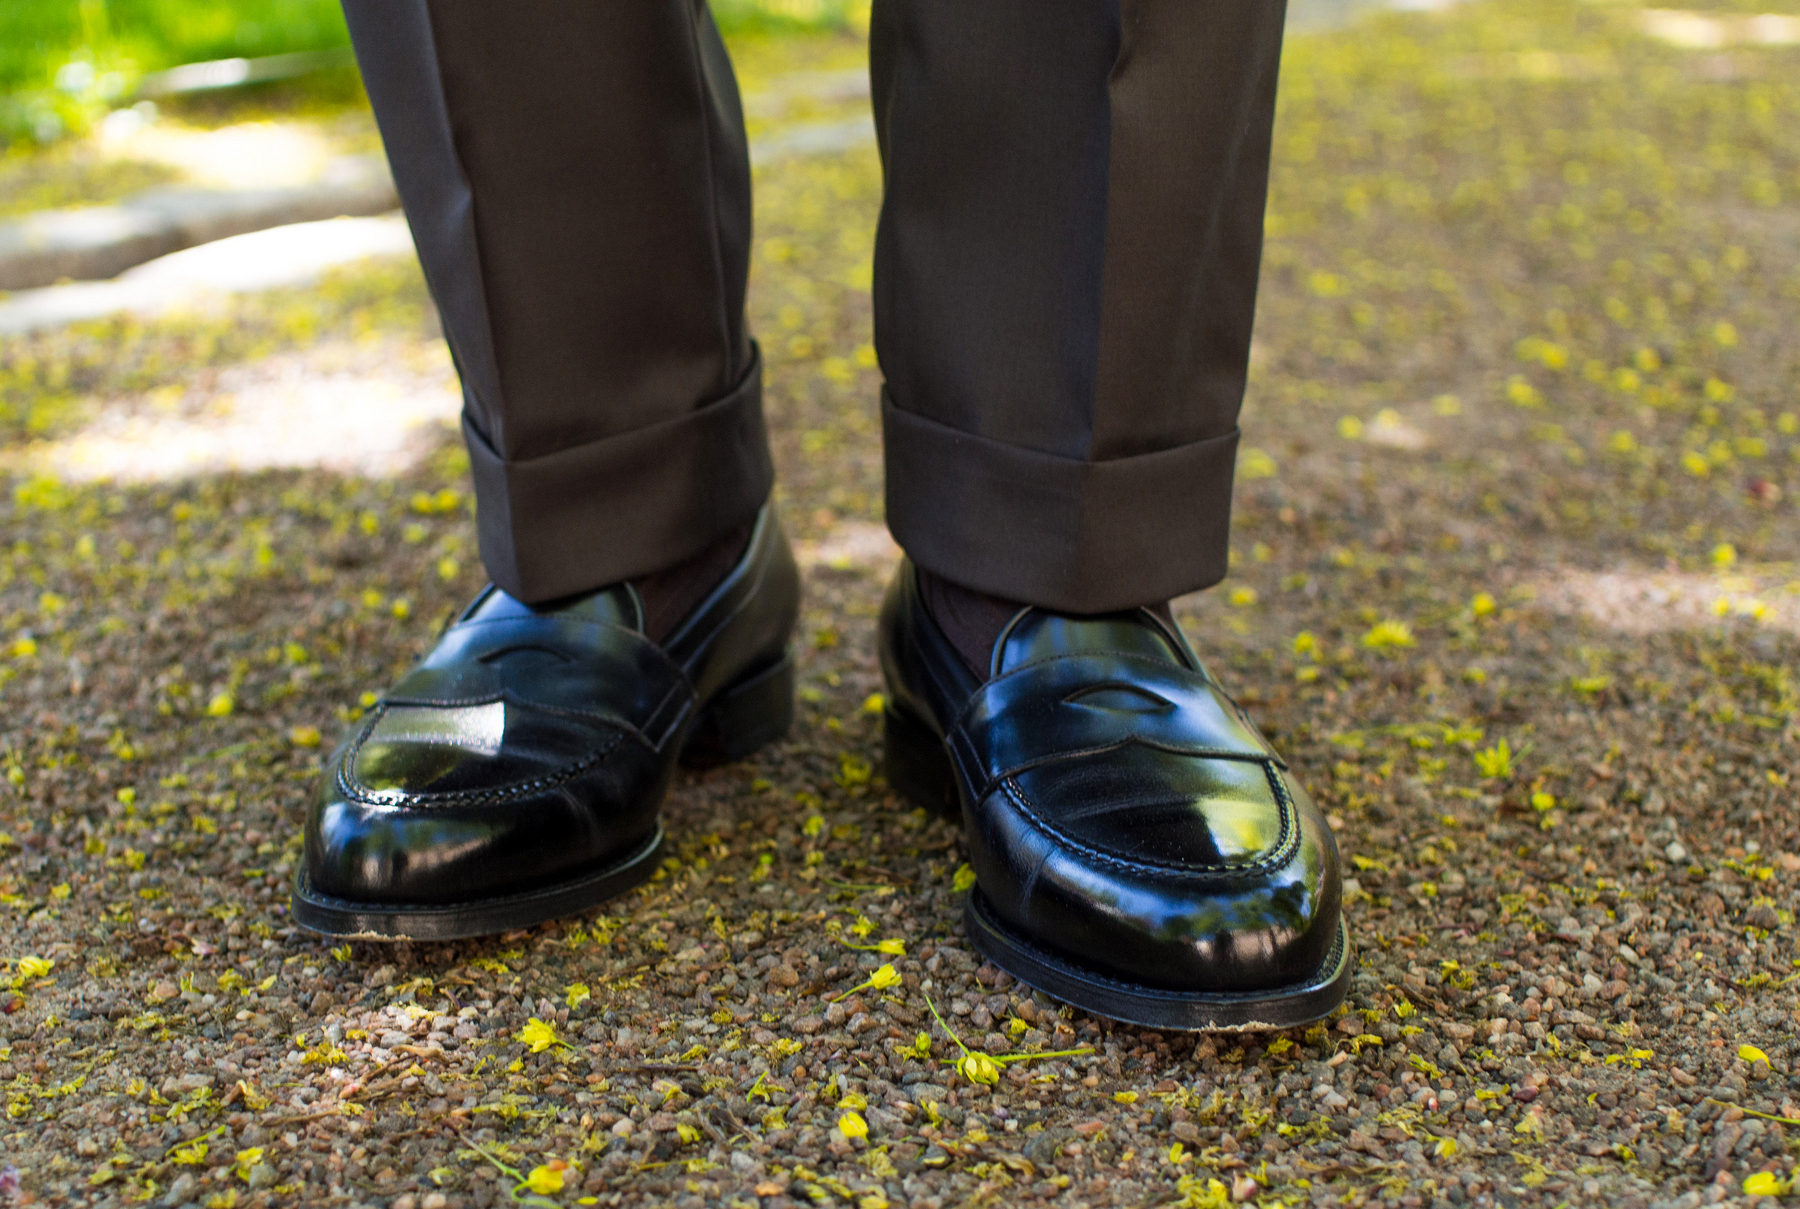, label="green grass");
[0,0,353,146]
[713,0,868,37]
[1,0,869,95]
[0,0,350,96]
[0,0,868,148]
